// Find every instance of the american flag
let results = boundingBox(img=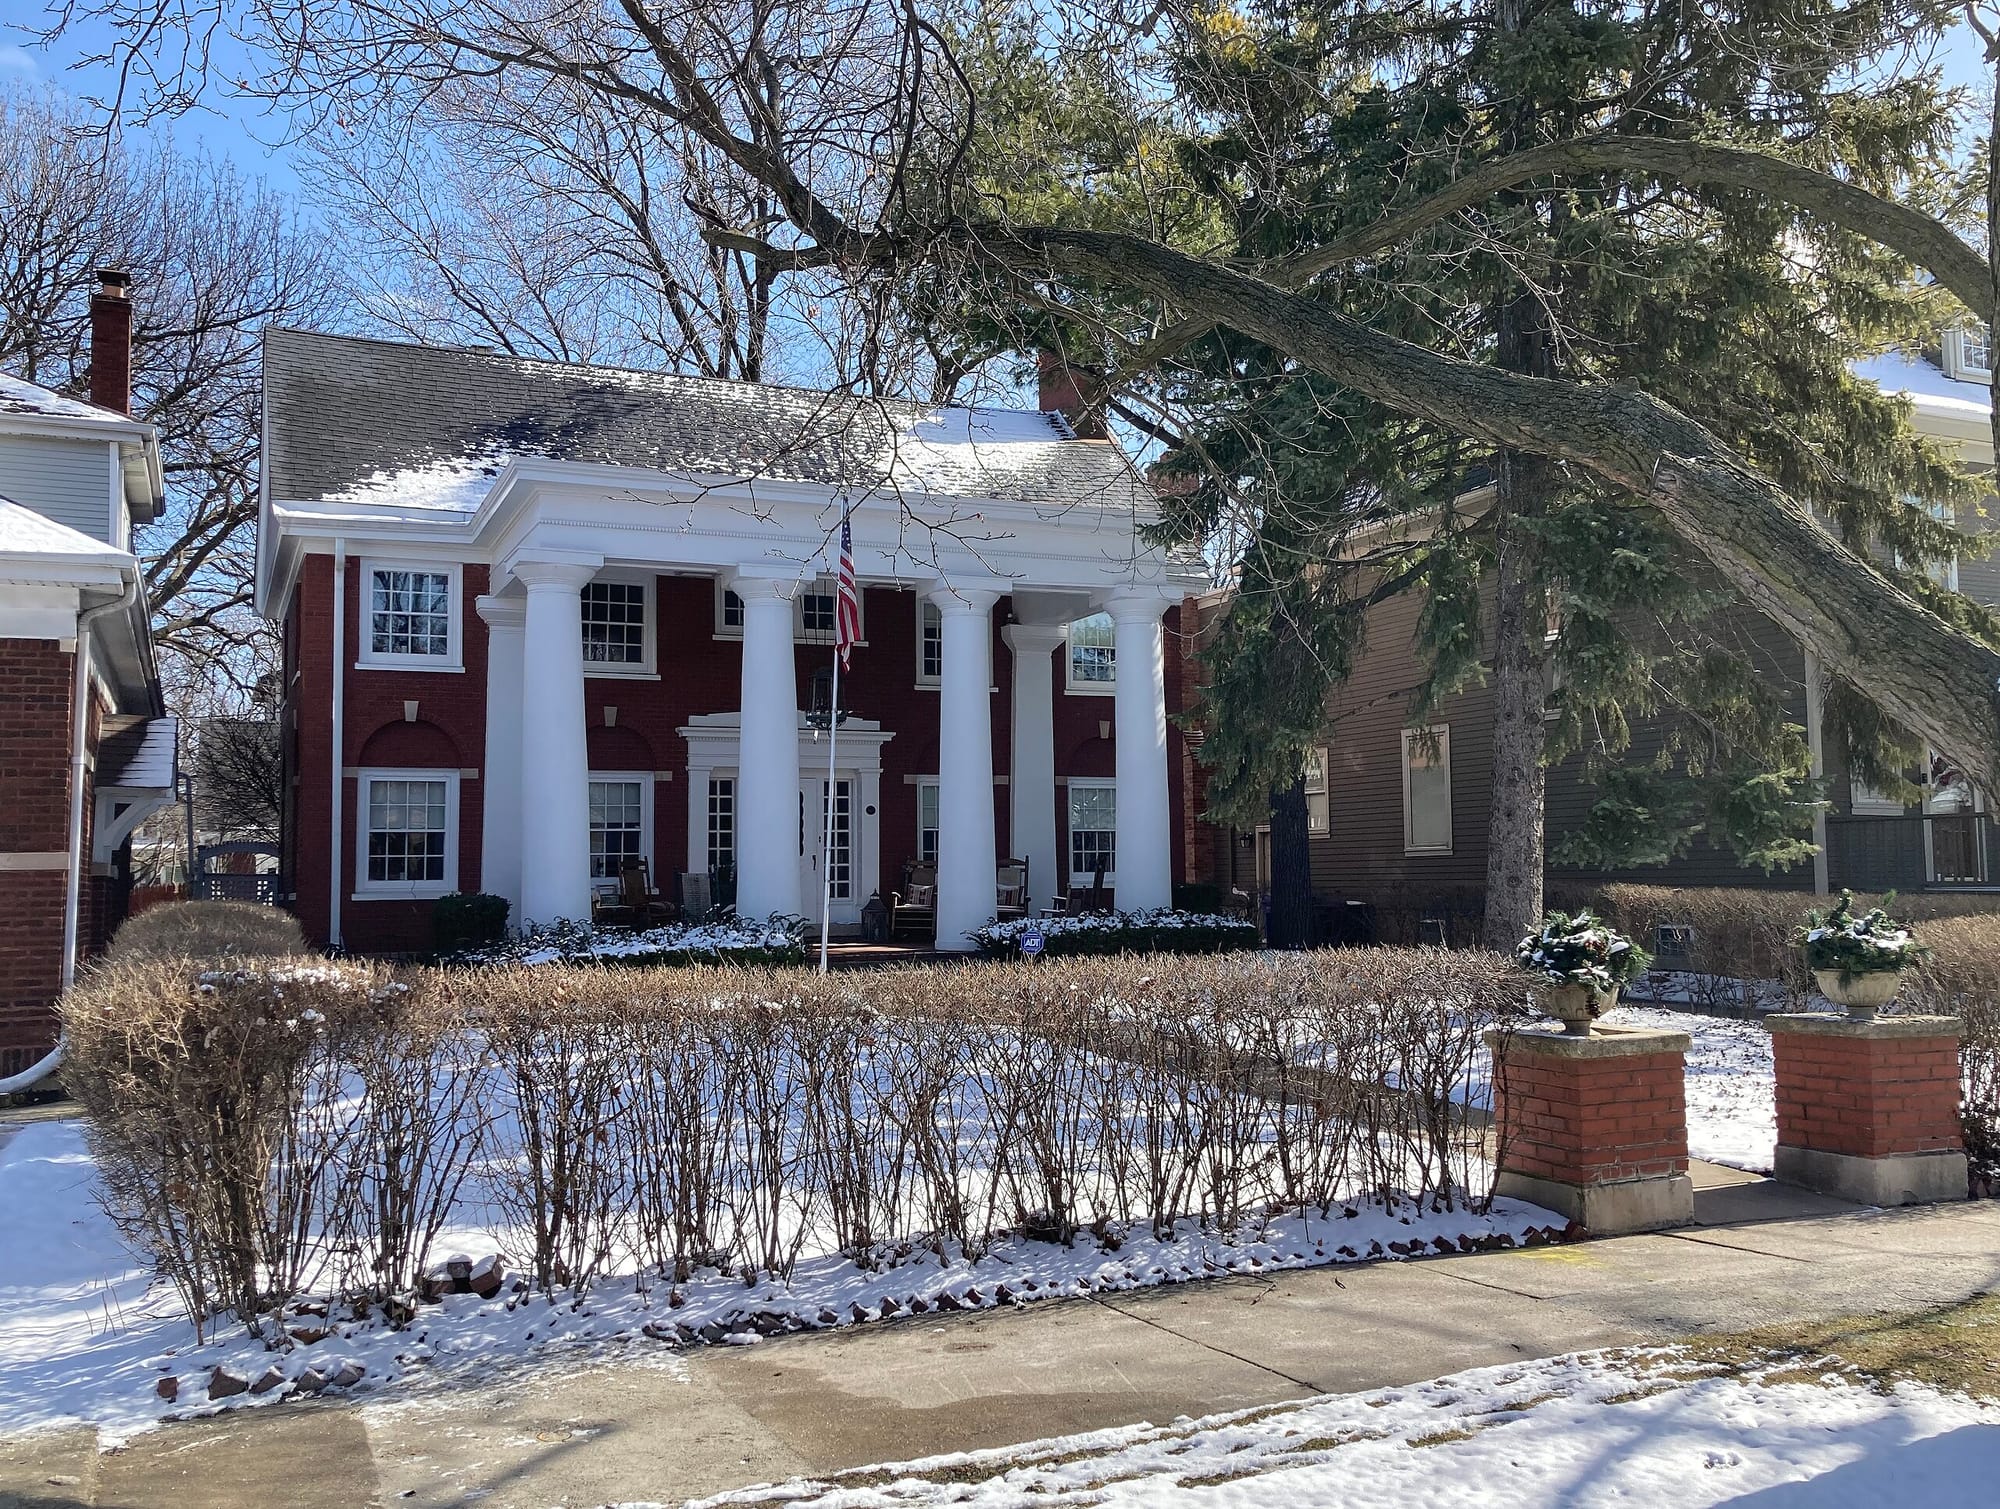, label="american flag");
[835,512,861,669]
